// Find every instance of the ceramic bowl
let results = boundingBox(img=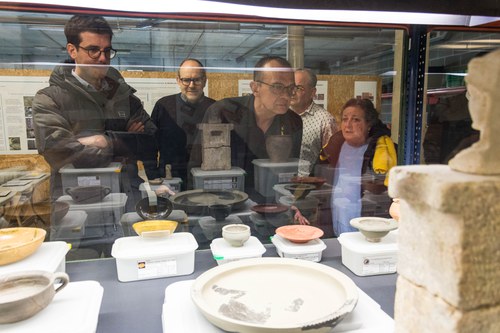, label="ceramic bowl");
[222,224,251,247]
[284,183,316,200]
[389,199,401,222]
[290,176,327,190]
[0,227,46,266]
[132,220,178,238]
[350,217,398,242]
[0,270,69,324]
[208,204,232,222]
[251,203,289,217]
[136,196,173,220]
[65,185,111,204]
